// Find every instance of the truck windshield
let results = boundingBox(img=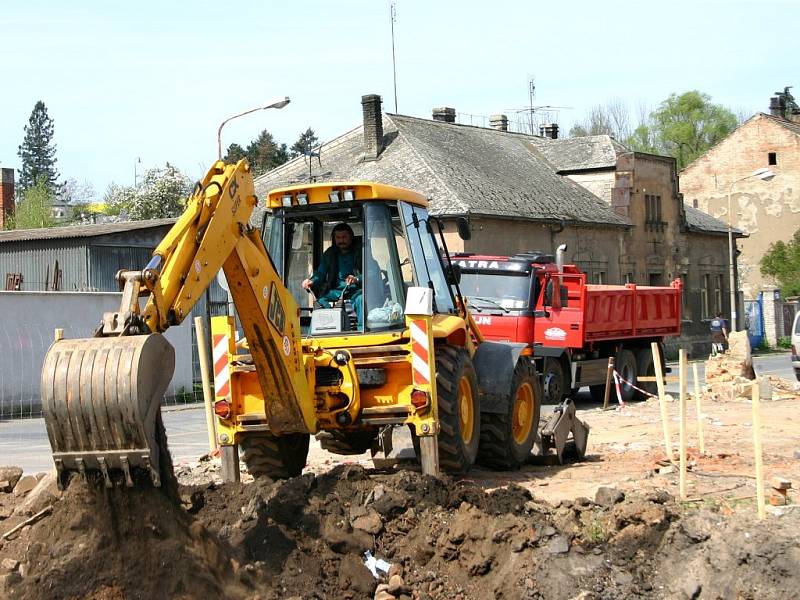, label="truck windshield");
[459,272,530,310]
